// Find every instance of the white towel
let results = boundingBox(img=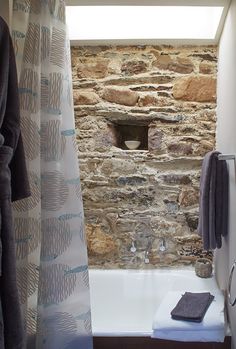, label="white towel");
[152,290,225,342]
